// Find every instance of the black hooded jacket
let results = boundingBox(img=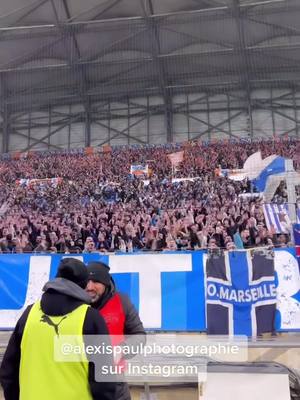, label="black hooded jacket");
[0,278,116,400]
[90,277,145,400]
